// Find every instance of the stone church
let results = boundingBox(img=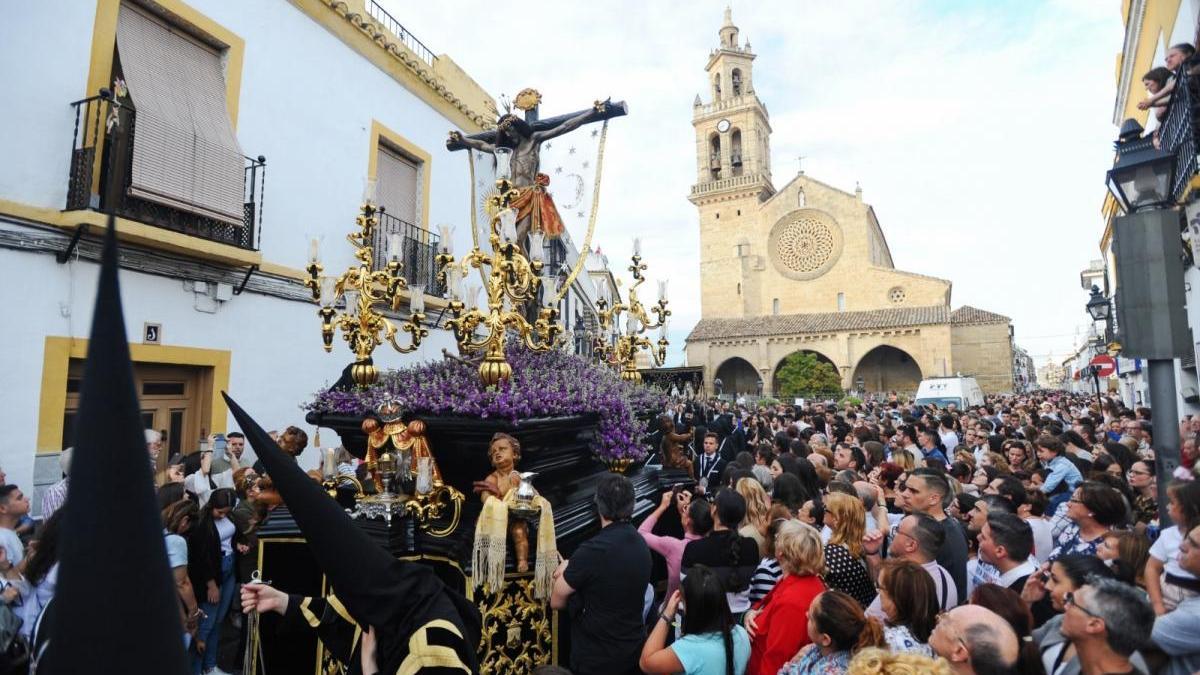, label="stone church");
[684,10,1014,397]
